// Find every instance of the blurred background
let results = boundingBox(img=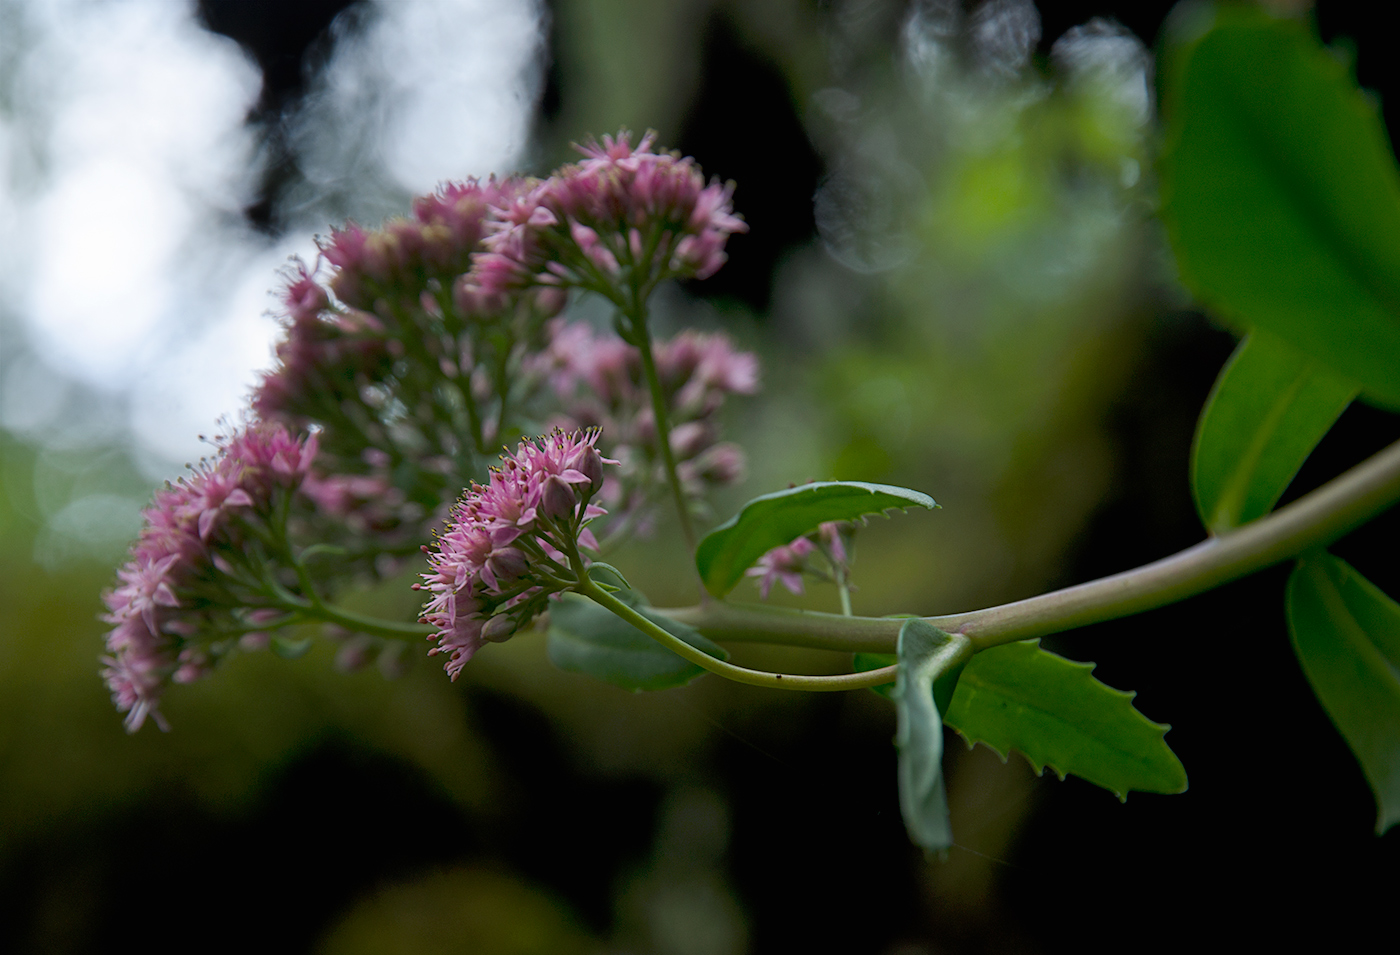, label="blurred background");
[1,0,1397,951]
